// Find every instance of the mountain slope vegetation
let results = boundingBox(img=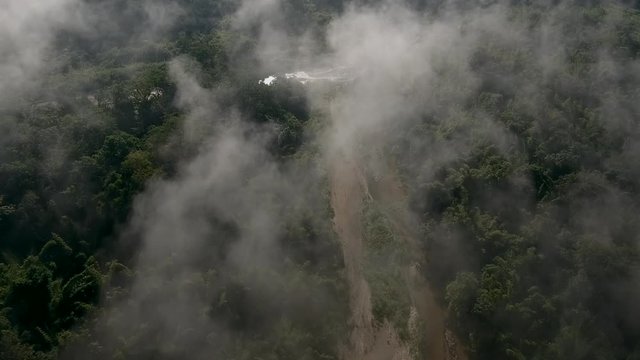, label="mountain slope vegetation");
[1,1,640,359]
